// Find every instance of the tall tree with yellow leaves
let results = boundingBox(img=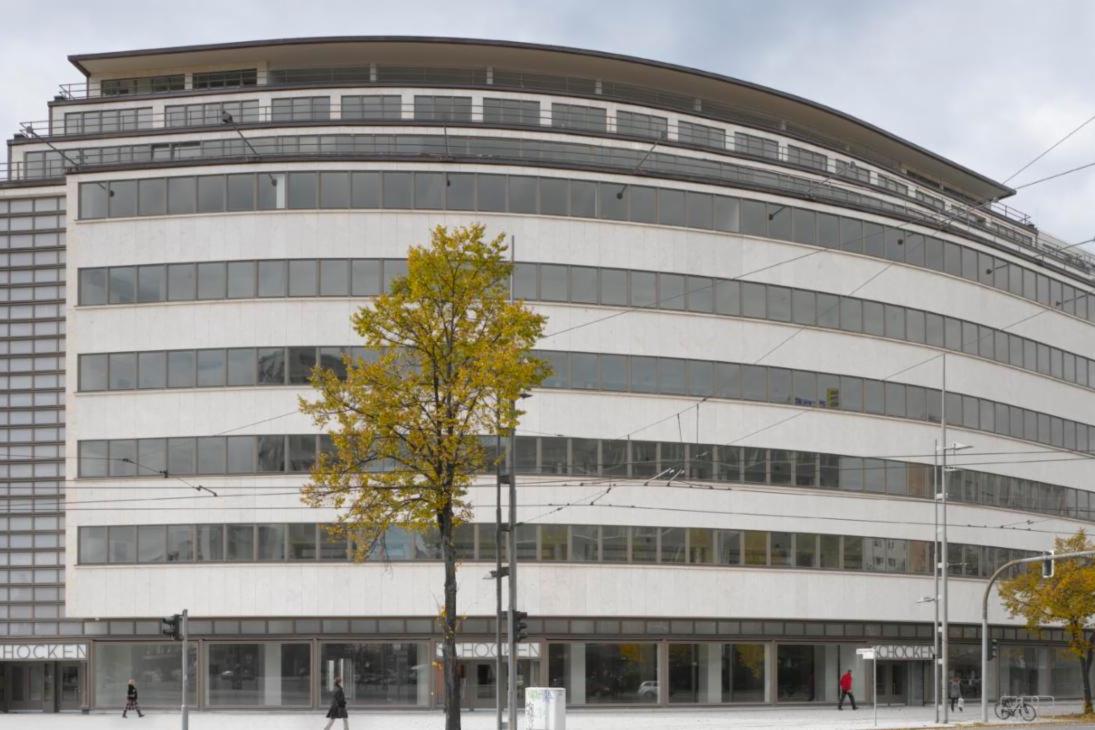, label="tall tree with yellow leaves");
[300,225,548,729]
[998,530,1095,713]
